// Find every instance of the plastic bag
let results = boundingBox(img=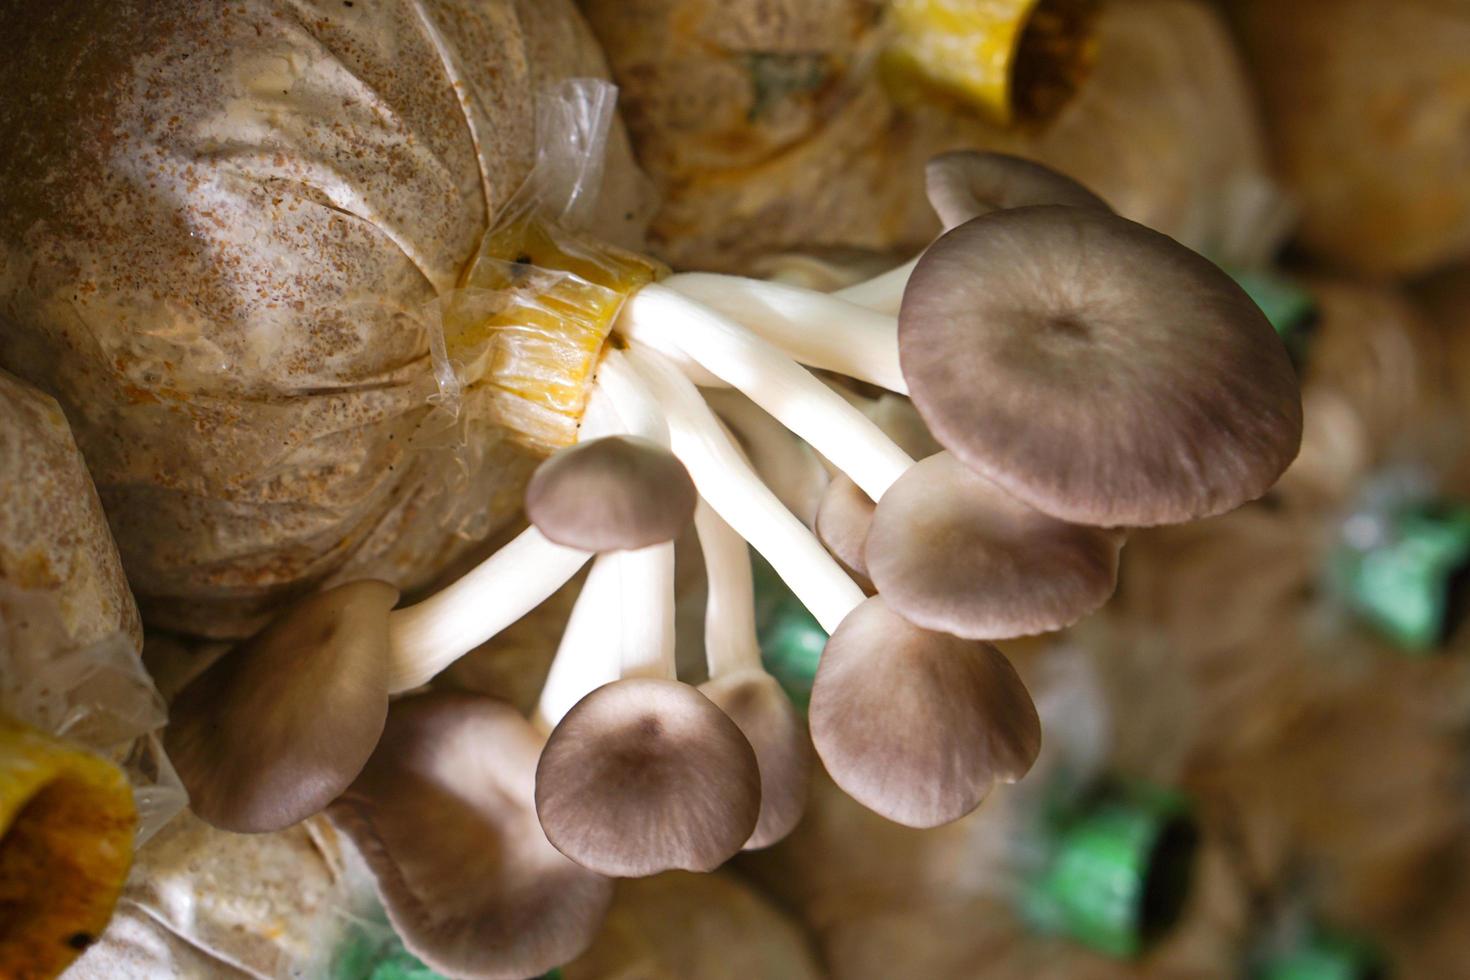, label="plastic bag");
[0,0,652,639]
[68,814,371,980]
[0,370,184,844]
